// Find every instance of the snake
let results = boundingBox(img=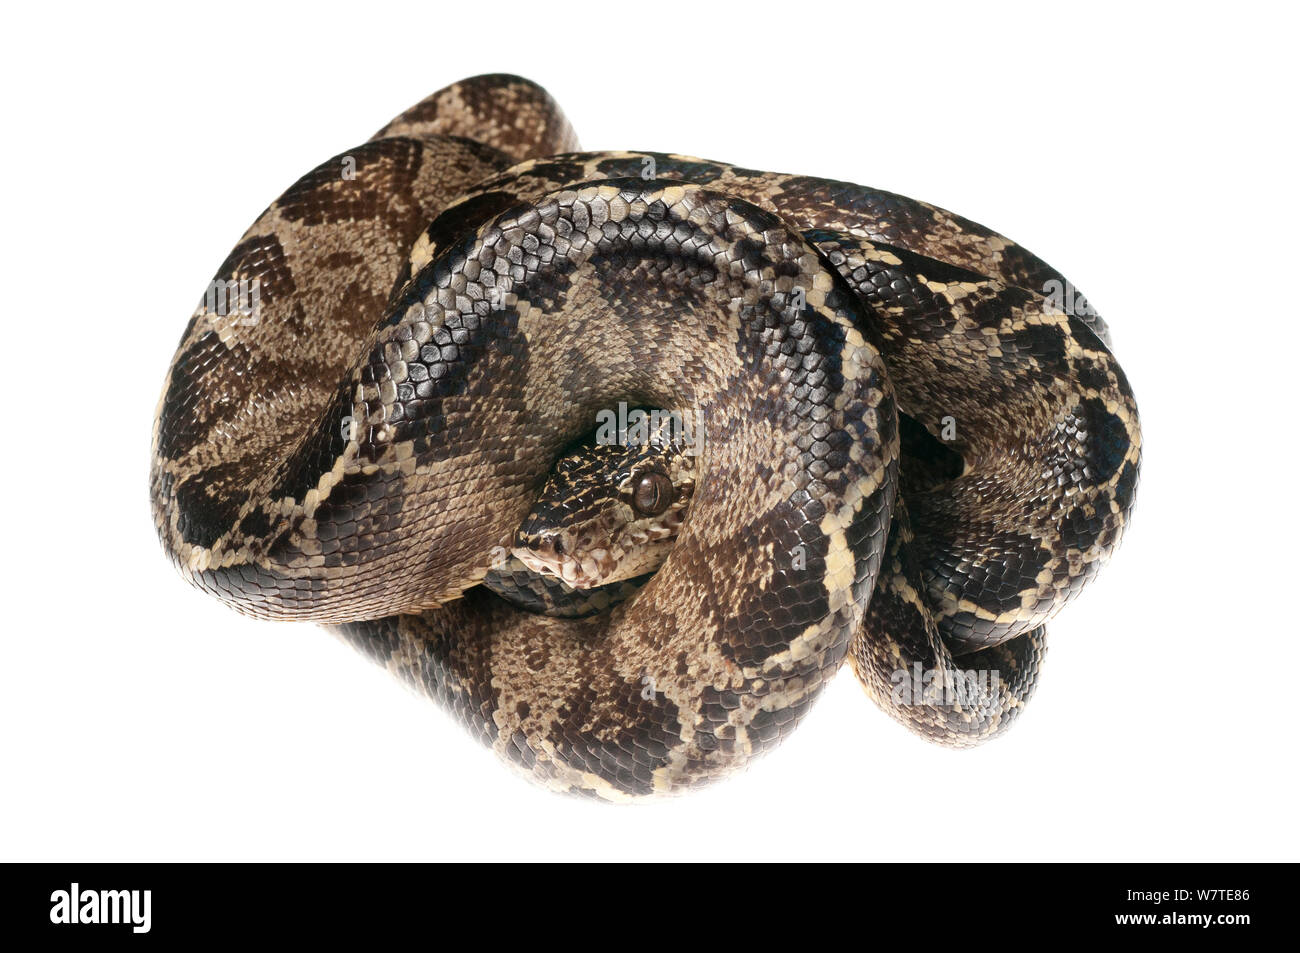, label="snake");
[150,74,1141,800]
